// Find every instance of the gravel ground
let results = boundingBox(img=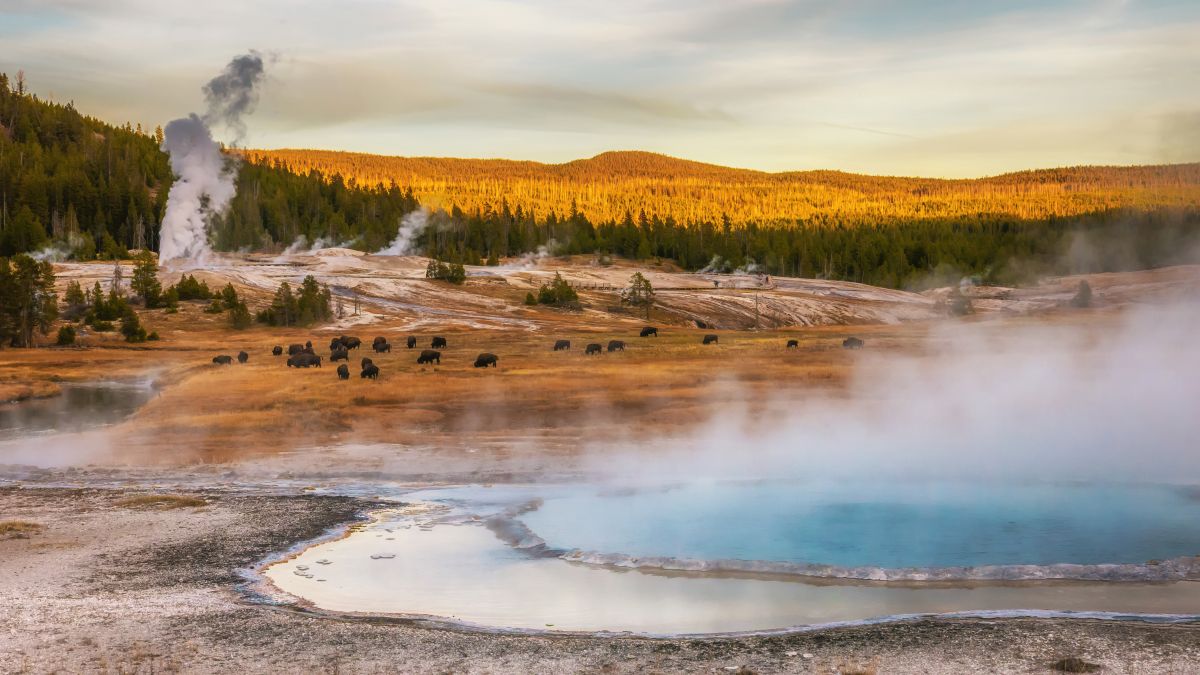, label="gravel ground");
[2,485,1198,674]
